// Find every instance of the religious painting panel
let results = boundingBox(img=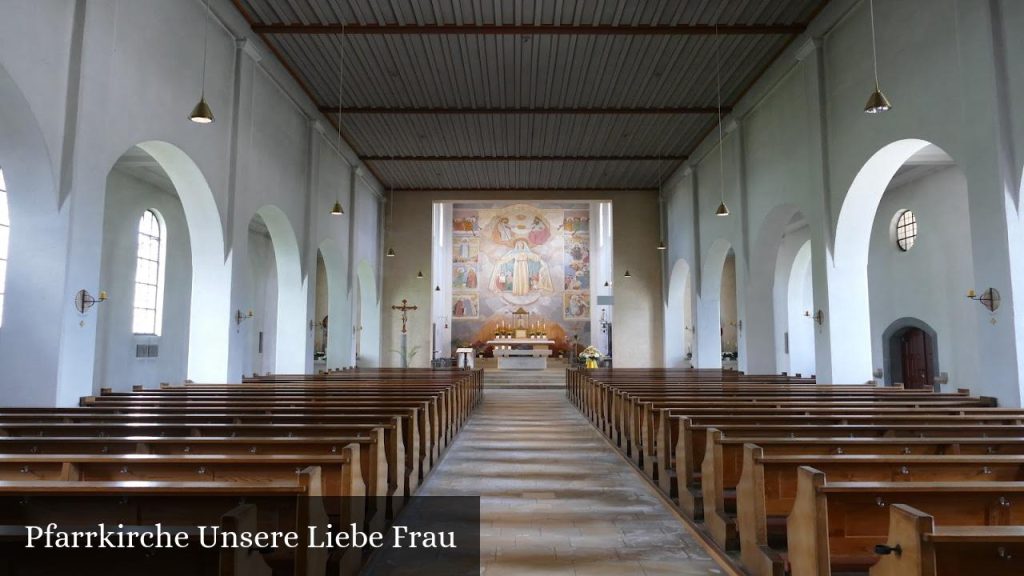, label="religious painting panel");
[452,263,479,290]
[453,237,480,264]
[450,202,594,353]
[452,294,479,320]
[563,291,591,320]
